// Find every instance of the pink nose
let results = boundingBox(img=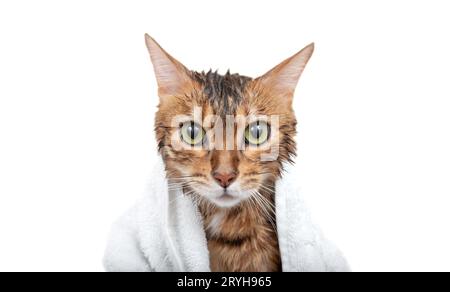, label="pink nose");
[213,171,237,188]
